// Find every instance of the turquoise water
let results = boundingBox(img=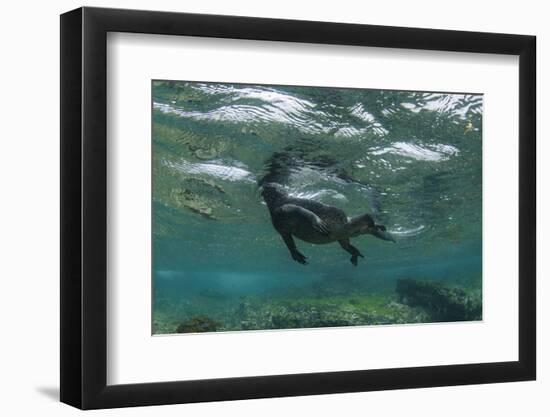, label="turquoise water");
[152,81,483,334]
